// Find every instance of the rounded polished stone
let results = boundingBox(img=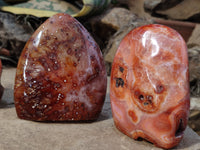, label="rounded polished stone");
[110,24,190,149]
[14,13,107,121]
